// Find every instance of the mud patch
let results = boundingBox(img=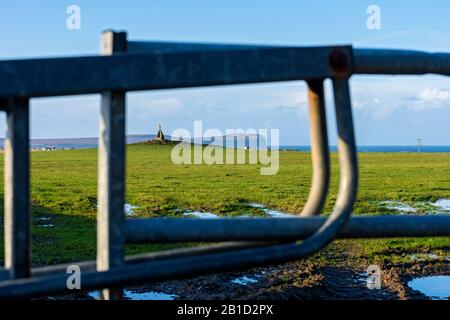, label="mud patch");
[117,262,398,300]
